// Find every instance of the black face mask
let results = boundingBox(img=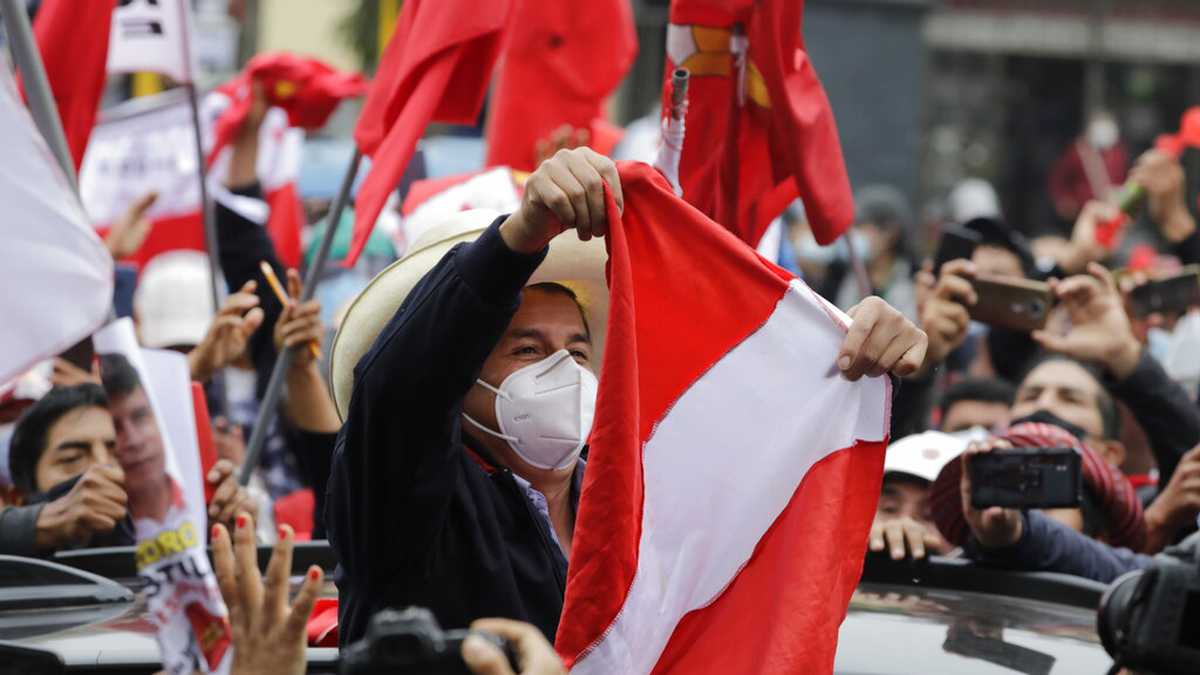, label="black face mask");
[25,473,82,506]
[1010,409,1089,444]
[985,327,1039,383]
